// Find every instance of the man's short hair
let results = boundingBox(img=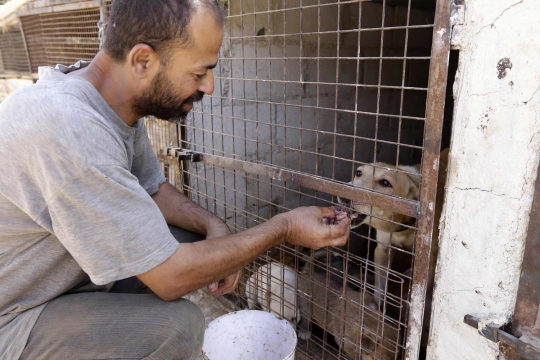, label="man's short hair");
[103,0,223,63]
